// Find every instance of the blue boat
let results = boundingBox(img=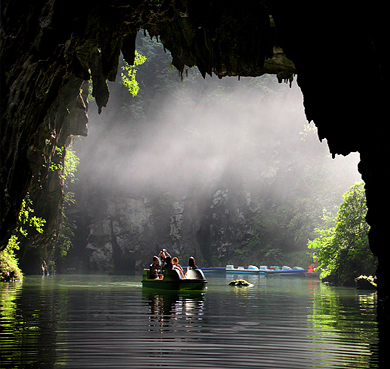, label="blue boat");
[264,266,307,277]
[200,267,226,273]
[226,265,260,274]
